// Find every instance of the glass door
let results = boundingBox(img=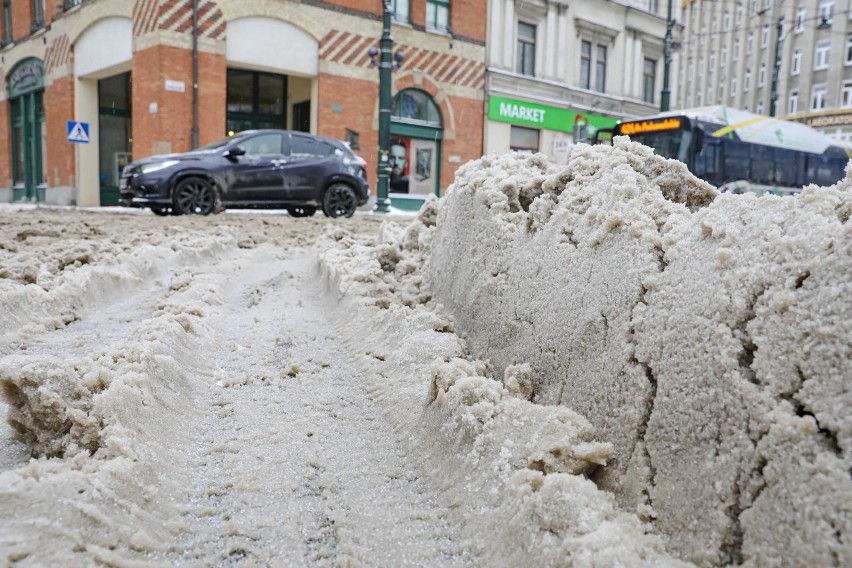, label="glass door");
[10,92,45,201]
